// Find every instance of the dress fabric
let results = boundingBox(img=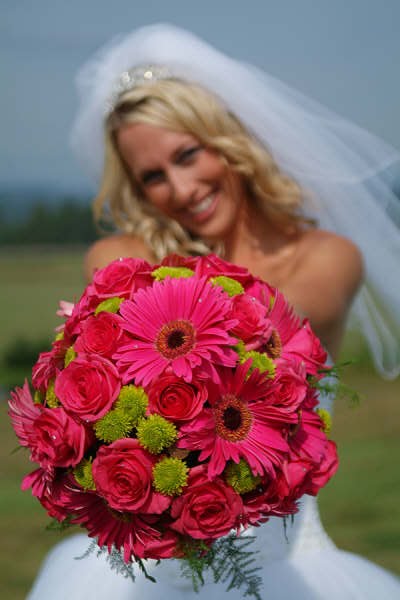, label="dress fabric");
[27,390,400,600]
